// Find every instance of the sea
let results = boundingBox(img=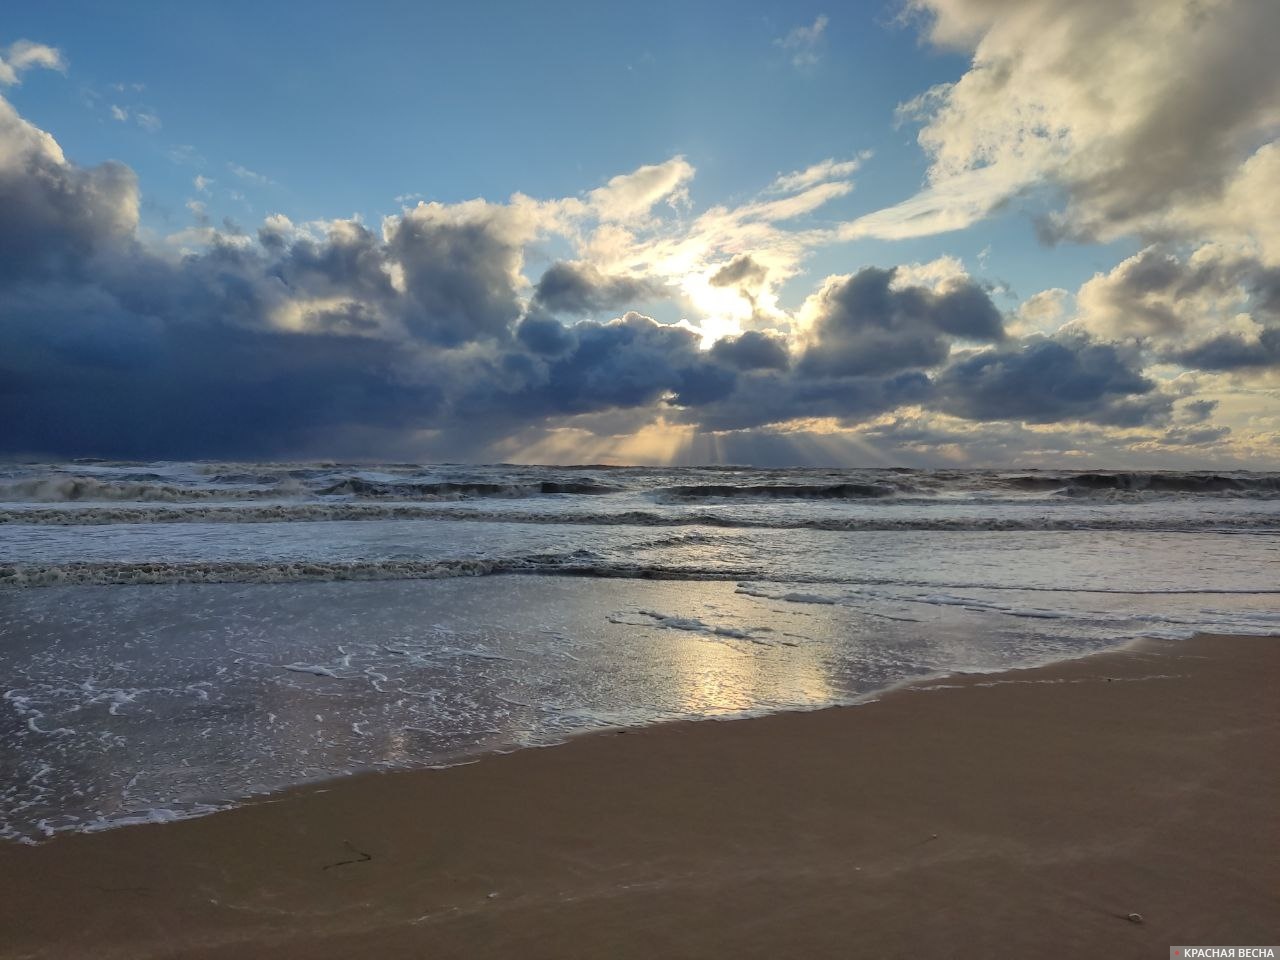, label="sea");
[2,460,1278,843]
